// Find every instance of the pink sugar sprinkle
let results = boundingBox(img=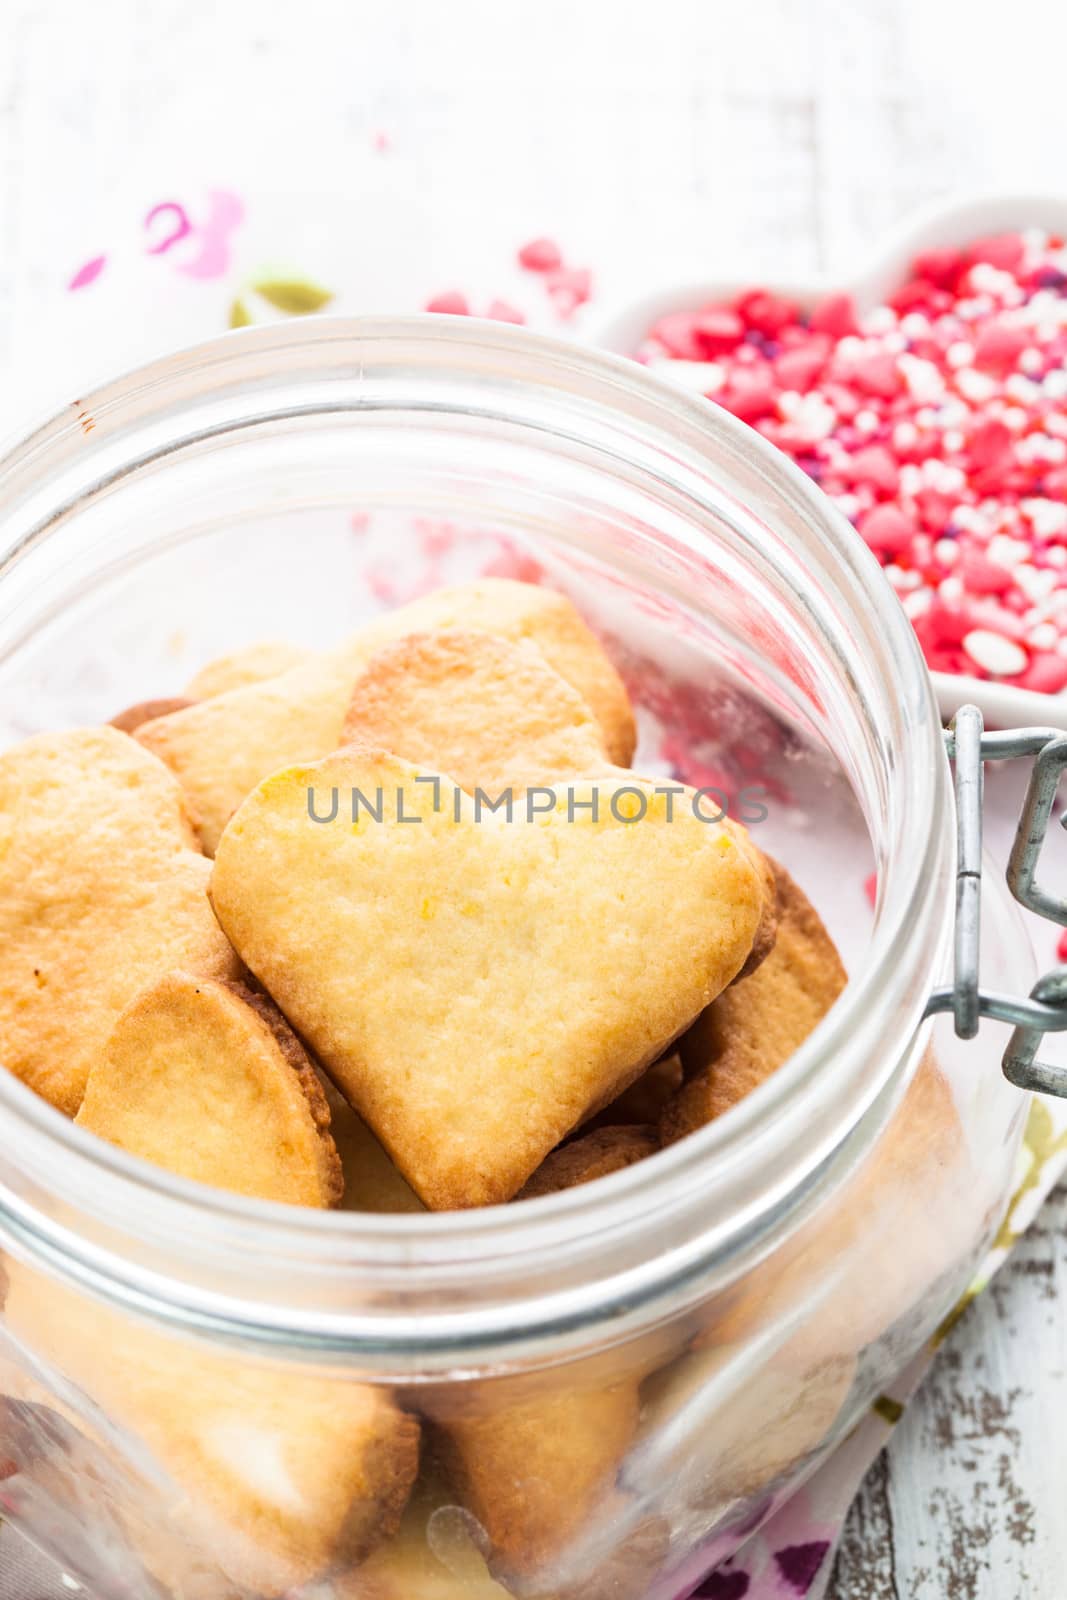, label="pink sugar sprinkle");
[974,321,1029,374]
[1021,653,1067,694]
[970,232,1026,272]
[846,445,900,497]
[425,291,470,315]
[1057,928,1067,963]
[518,237,564,272]
[481,543,546,584]
[487,298,526,324]
[631,227,1067,688]
[864,871,878,908]
[859,504,914,556]
[546,265,593,317]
